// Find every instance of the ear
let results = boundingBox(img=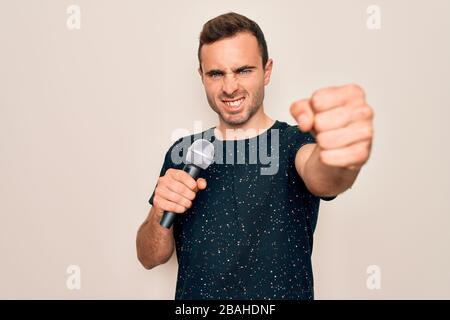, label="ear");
[263,58,273,86]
